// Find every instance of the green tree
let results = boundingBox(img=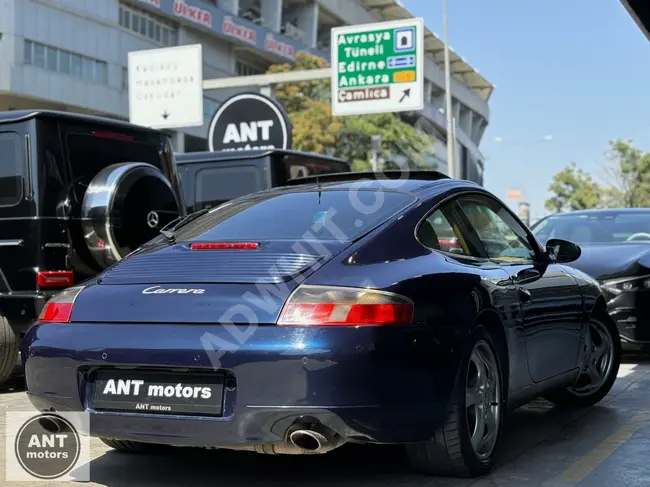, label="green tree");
[544,162,603,213]
[268,52,435,170]
[605,139,650,207]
